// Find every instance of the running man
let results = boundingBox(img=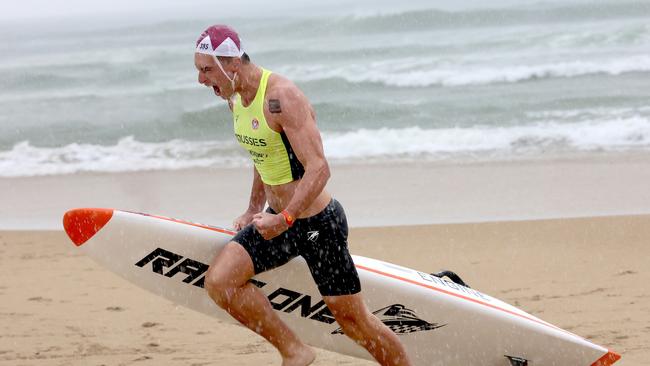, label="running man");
[194,24,411,366]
